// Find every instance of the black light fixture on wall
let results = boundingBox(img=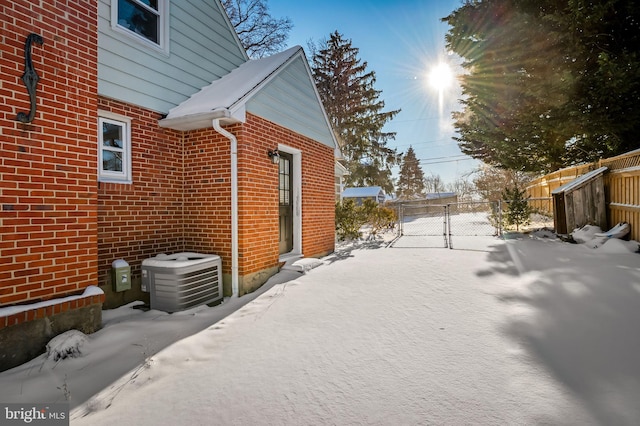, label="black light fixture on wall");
[267,148,279,164]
